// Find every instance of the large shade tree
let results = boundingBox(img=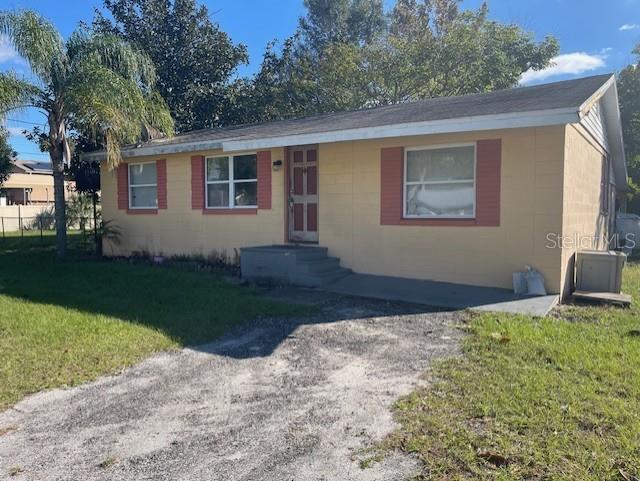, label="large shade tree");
[618,43,640,212]
[93,0,248,132]
[245,0,559,122]
[0,10,173,257]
